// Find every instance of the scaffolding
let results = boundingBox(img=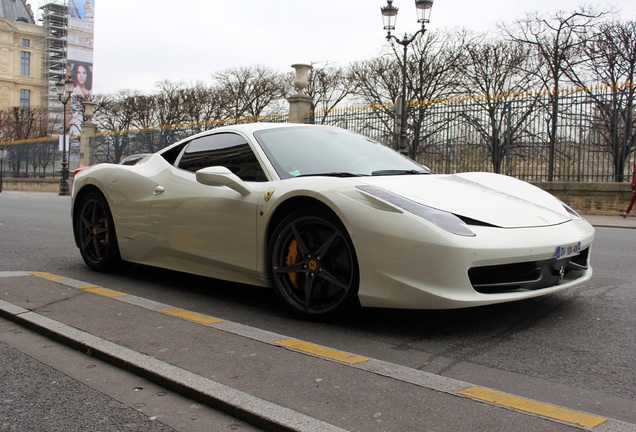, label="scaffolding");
[40,0,68,127]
